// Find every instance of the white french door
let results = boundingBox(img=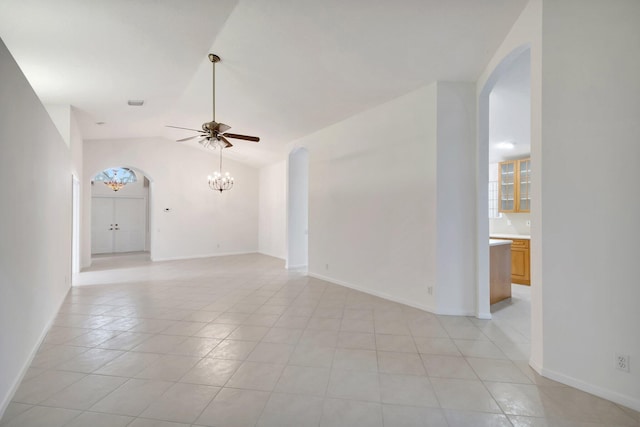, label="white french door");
[91,197,146,254]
